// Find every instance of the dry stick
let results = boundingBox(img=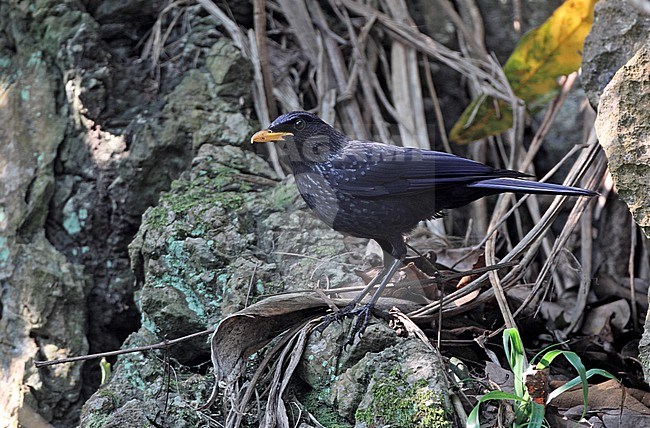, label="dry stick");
[519,73,579,287]
[485,199,518,330]
[307,0,368,140]
[629,215,639,332]
[228,318,321,427]
[382,0,430,149]
[356,14,377,60]
[470,142,489,234]
[410,234,545,320]
[322,0,361,104]
[276,0,321,64]
[450,144,588,273]
[479,143,597,325]
[296,1,334,114]
[270,323,316,425]
[253,0,277,120]
[477,190,580,326]
[367,60,400,121]
[337,5,392,143]
[141,0,188,62]
[423,57,452,154]
[520,73,579,172]
[272,78,302,111]
[34,328,213,368]
[513,0,523,32]
[518,141,606,321]
[339,0,509,100]
[248,30,285,178]
[198,0,285,178]
[421,53,453,243]
[197,0,249,56]
[441,0,487,56]
[451,74,578,271]
[457,0,487,52]
[563,197,594,335]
